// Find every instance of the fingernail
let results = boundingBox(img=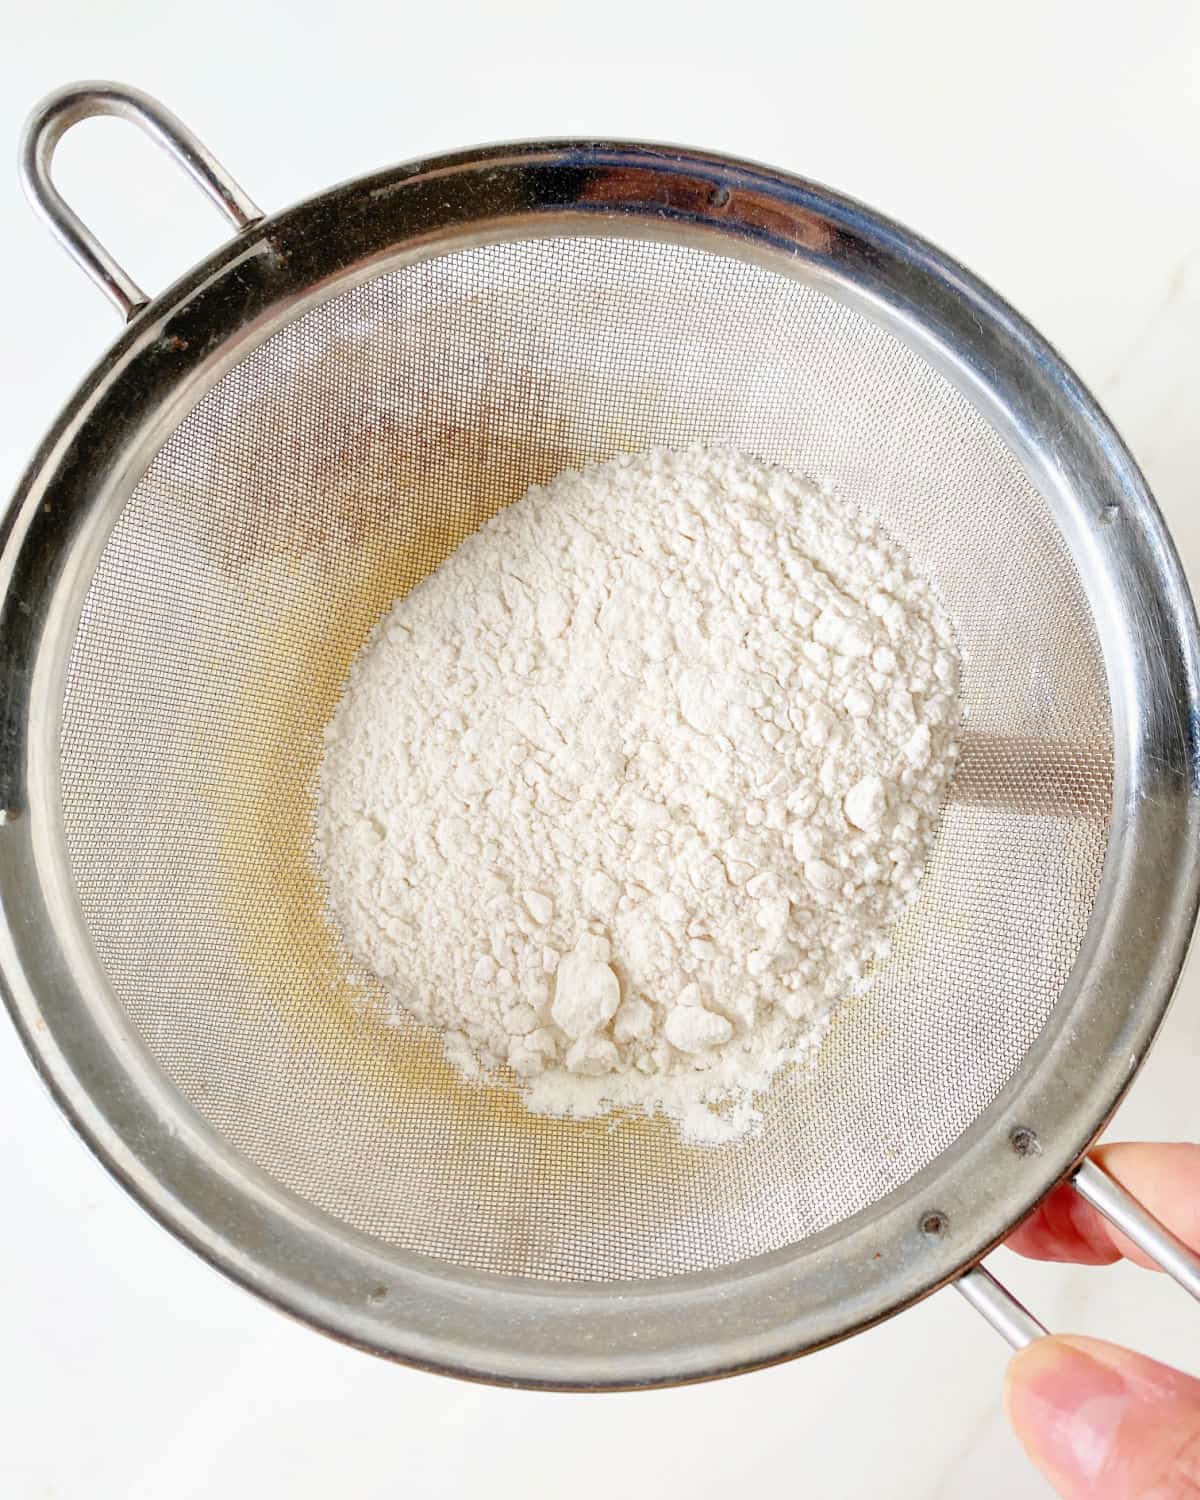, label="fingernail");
[1006,1338,1129,1487]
